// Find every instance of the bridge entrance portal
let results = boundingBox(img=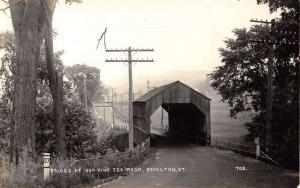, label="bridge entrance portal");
[133,81,211,146]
